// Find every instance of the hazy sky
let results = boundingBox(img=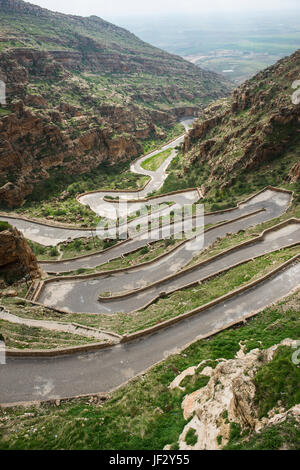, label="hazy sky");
[30,0,300,19]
